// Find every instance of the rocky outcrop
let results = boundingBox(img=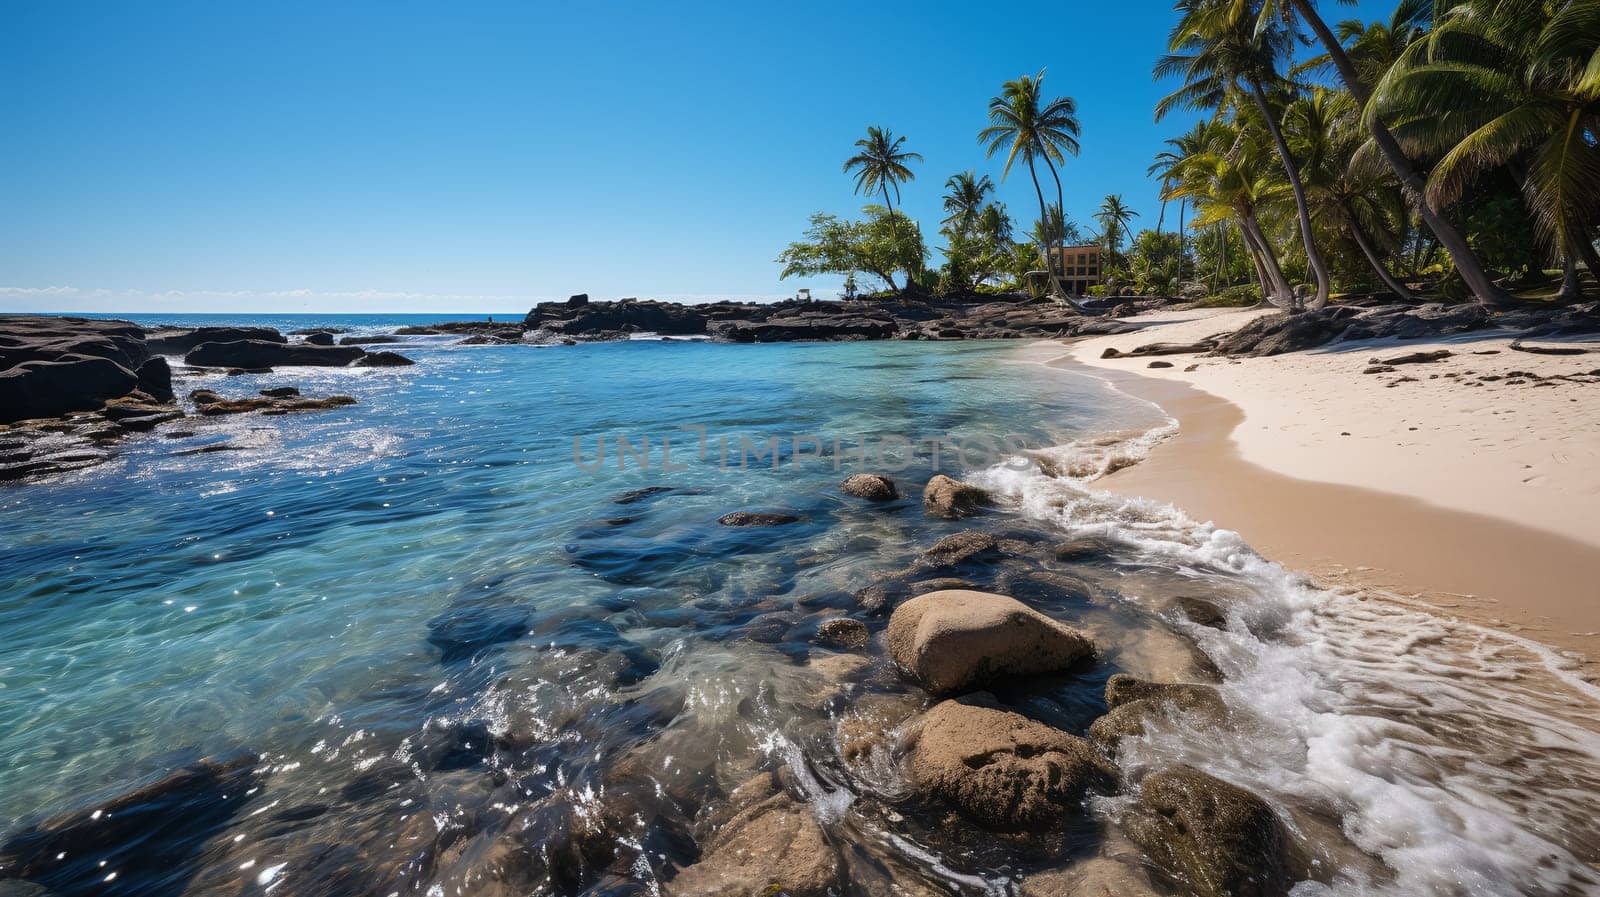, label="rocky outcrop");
[190,389,357,416]
[352,350,416,367]
[906,698,1113,831]
[135,357,174,403]
[666,770,841,897]
[886,590,1095,695]
[144,326,284,356]
[713,313,897,343]
[840,473,898,501]
[184,340,367,368]
[1,356,140,424]
[922,474,989,519]
[1122,766,1293,897]
[1088,675,1227,752]
[0,315,149,371]
[1213,301,1600,358]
